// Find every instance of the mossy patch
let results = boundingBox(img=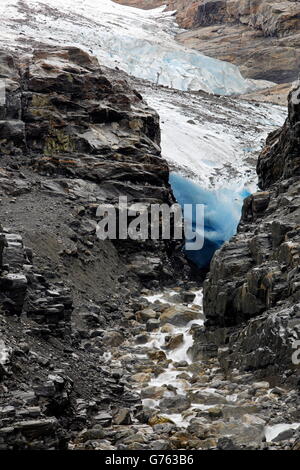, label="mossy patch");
[44,129,76,155]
